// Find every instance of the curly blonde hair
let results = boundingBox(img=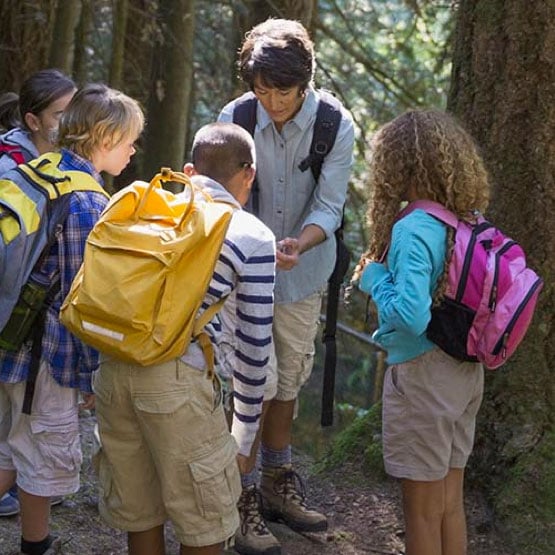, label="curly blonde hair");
[351,109,490,290]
